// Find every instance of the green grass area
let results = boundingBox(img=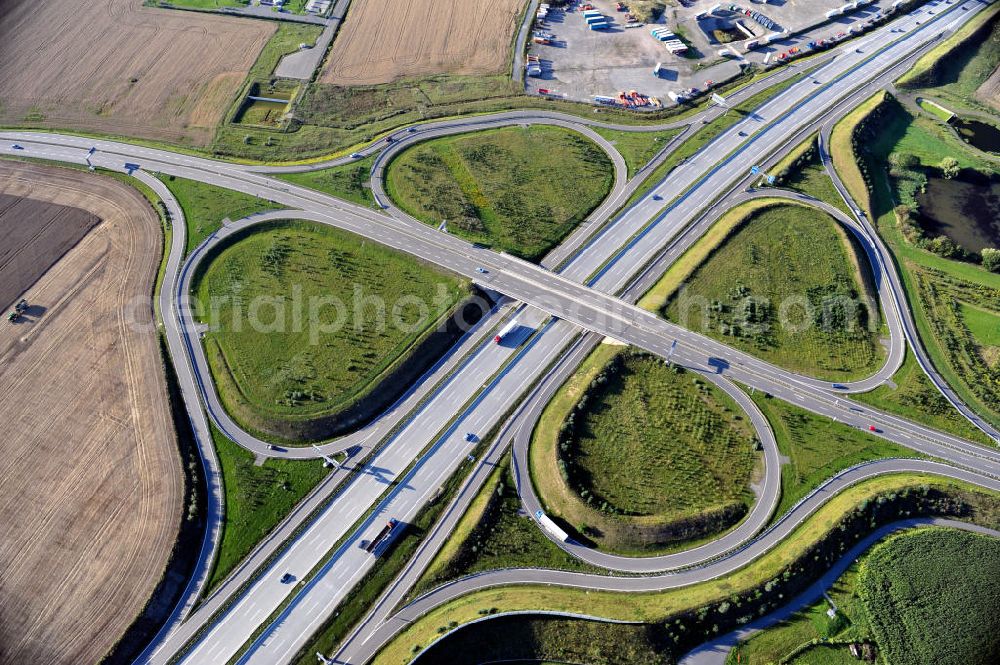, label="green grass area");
[869,103,998,174]
[375,475,1000,664]
[159,175,282,255]
[591,126,685,177]
[854,349,994,446]
[207,424,330,591]
[917,98,955,122]
[275,155,377,207]
[528,343,760,555]
[551,351,758,552]
[858,528,1000,665]
[661,202,885,381]
[190,219,467,441]
[385,125,613,262]
[959,301,1000,346]
[896,4,1000,118]
[750,392,919,520]
[414,455,602,598]
[727,565,872,665]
